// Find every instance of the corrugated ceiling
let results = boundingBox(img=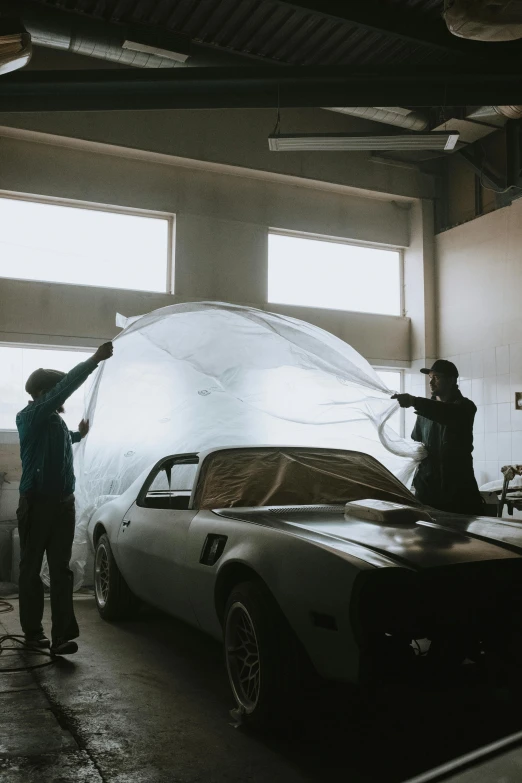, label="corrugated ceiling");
[33,0,454,67]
